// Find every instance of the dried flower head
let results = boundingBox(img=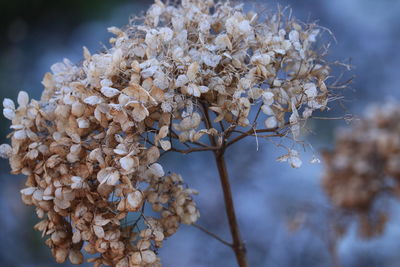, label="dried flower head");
[2,0,342,265]
[323,101,400,237]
